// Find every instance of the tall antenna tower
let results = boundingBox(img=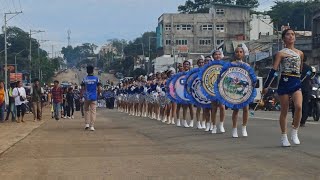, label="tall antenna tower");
[67,29,71,46]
